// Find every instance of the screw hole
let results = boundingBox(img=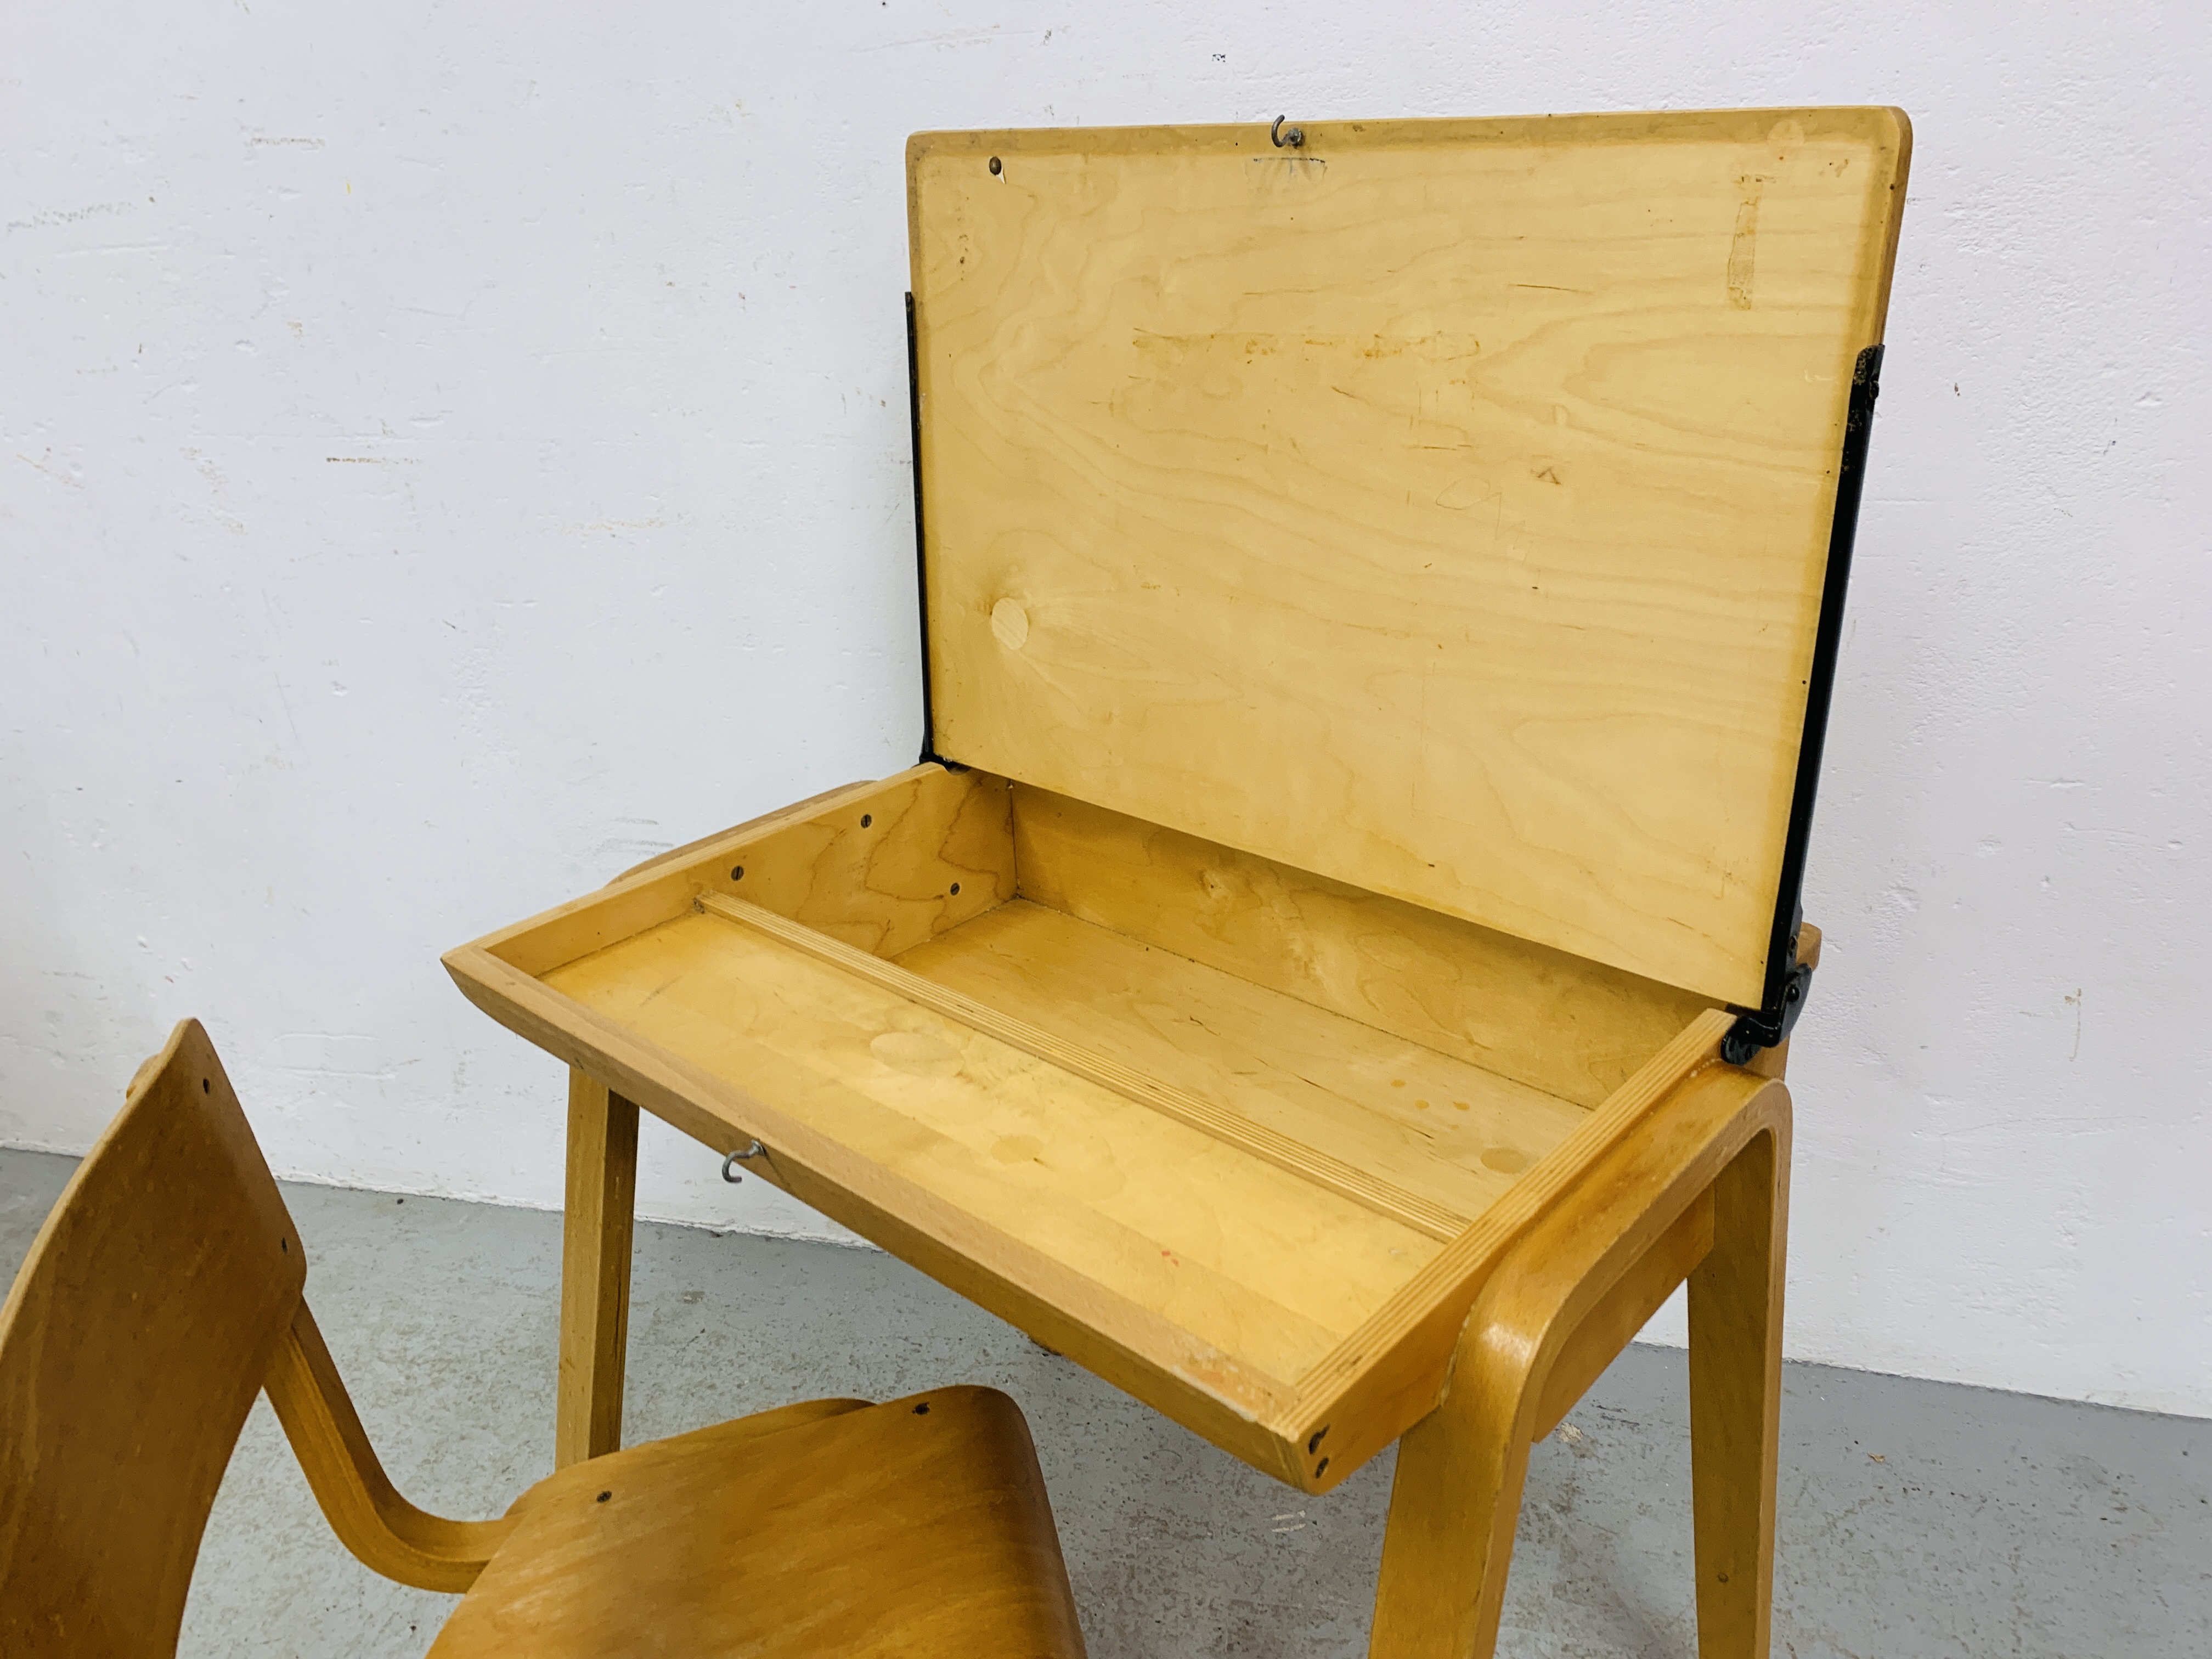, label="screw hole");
[730,865,744,881]
[201,1079,210,1093]
[988,156,1002,176]
[913,1401,931,1415]
[861,813,873,827]
[596,1490,612,1503]
[950,882,961,895]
